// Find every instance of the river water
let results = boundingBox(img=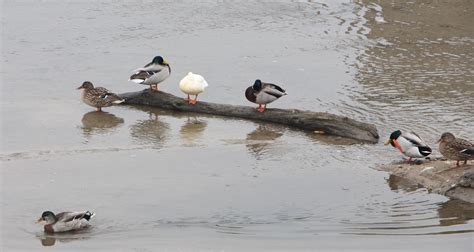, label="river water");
[1,1,473,251]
